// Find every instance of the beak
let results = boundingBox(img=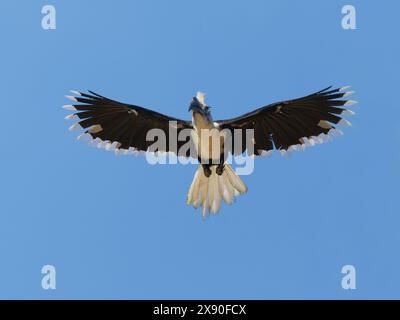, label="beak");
[188,102,204,113]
